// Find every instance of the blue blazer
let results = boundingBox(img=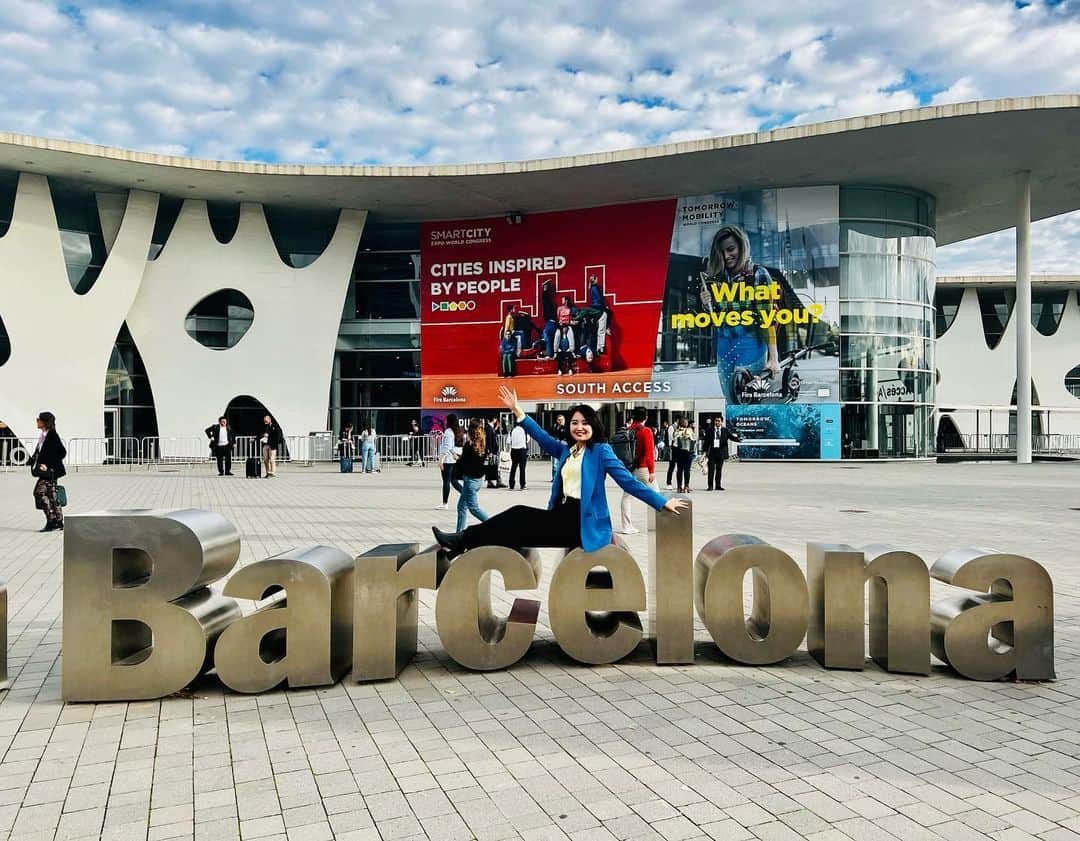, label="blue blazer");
[521,416,668,552]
